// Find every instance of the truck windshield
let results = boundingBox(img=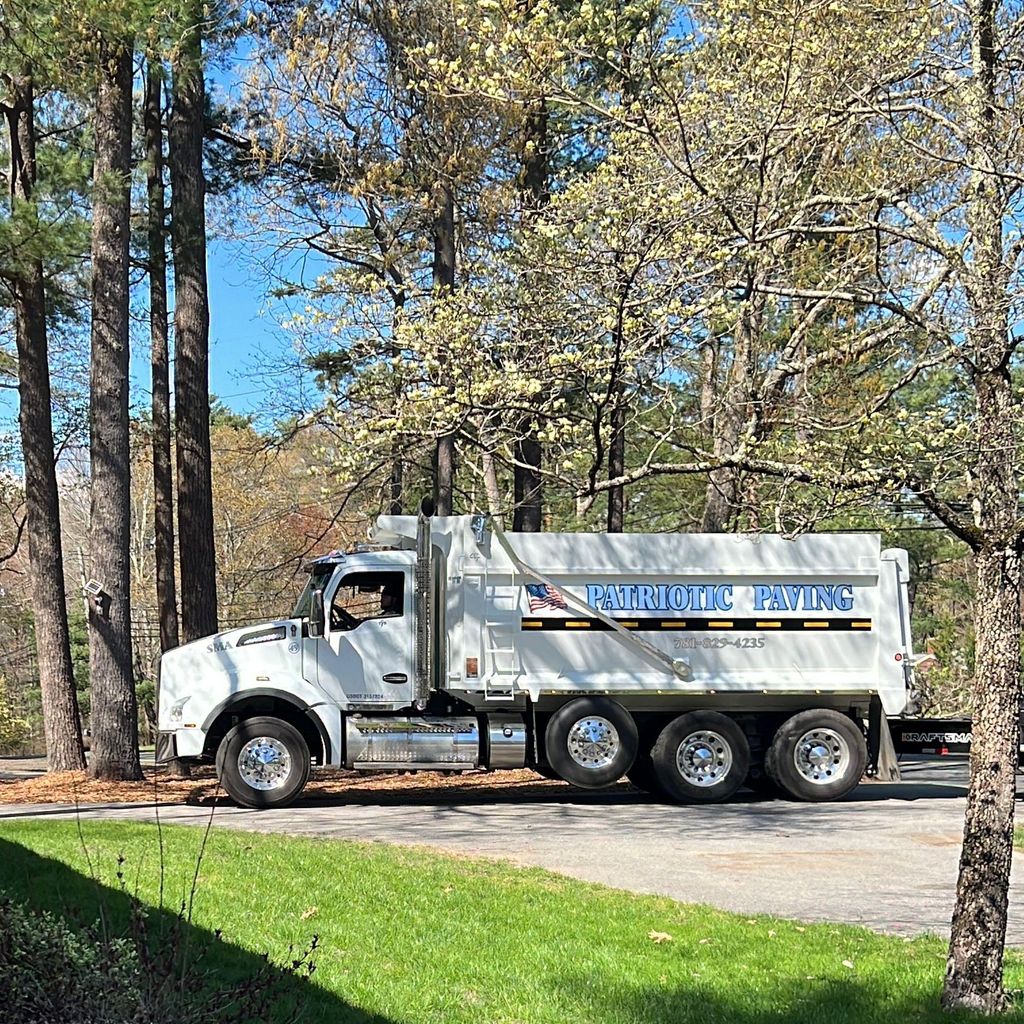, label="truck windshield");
[292,564,336,619]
